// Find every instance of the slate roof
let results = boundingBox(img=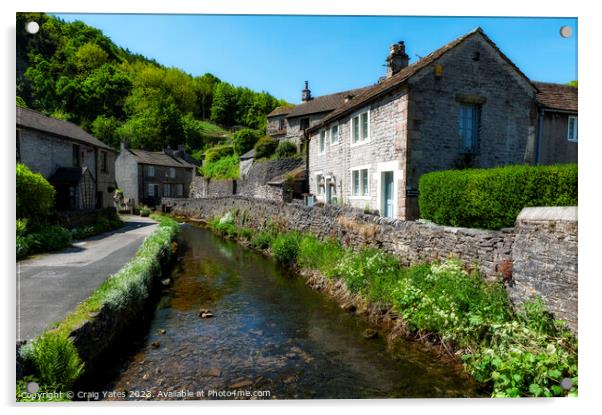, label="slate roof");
[533,82,578,113]
[127,149,196,169]
[308,27,537,134]
[267,106,294,117]
[285,87,371,119]
[16,106,114,151]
